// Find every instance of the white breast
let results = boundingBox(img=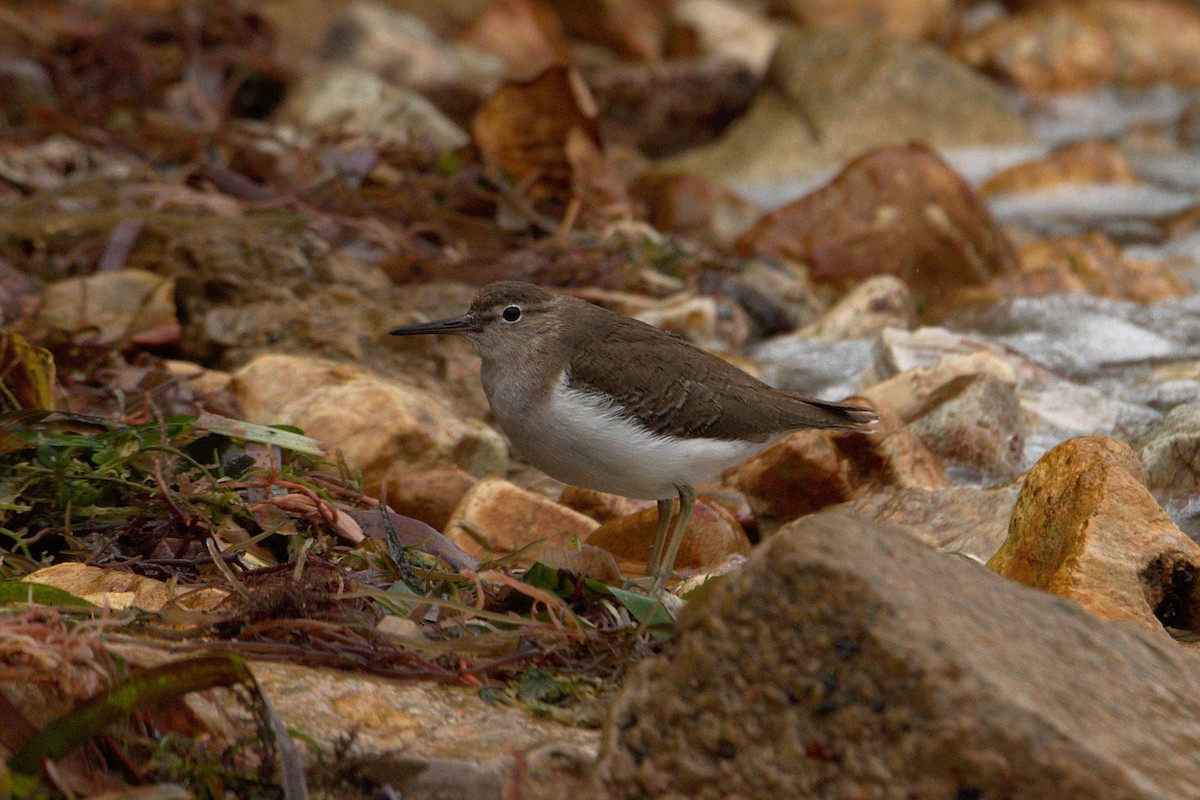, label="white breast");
[493,373,767,500]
